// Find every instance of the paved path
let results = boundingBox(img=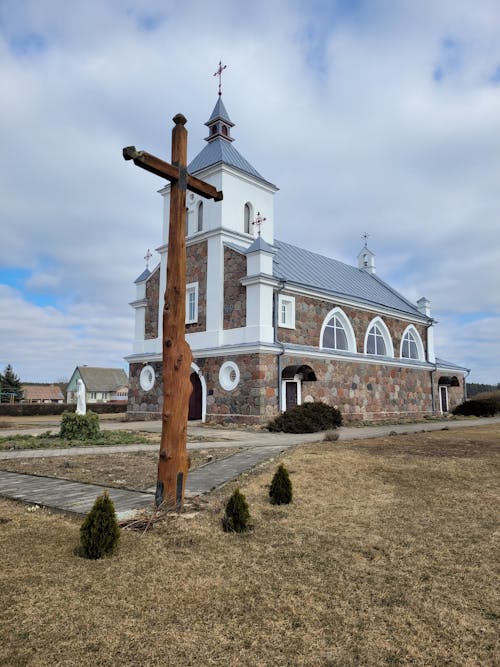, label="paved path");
[0,417,498,518]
